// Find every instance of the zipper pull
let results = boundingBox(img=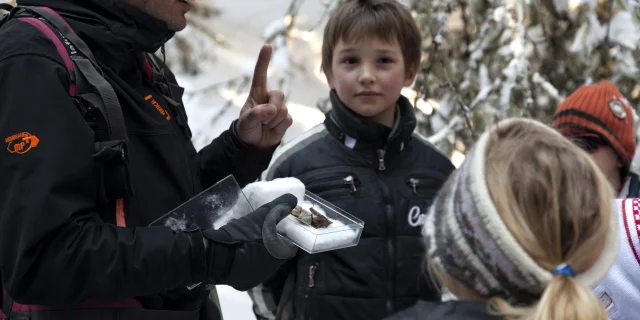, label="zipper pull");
[343,175,357,193]
[377,149,386,171]
[408,178,420,195]
[308,264,317,288]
